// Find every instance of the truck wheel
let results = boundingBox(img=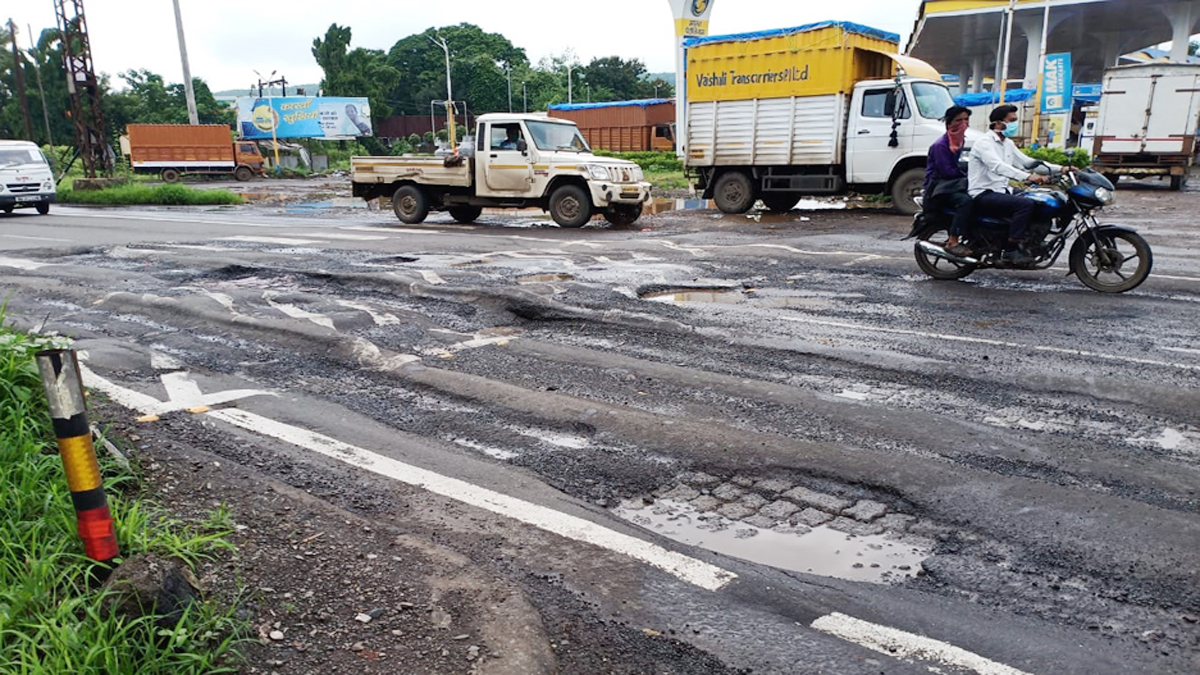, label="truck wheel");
[603,204,641,227]
[1170,174,1188,191]
[761,193,798,213]
[392,185,429,224]
[713,171,756,214]
[890,168,925,216]
[549,184,593,228]
[36,203,50,215]
[161,168,181,183]
[2,206,13,214]
[448,206,483,224]
[234,166,253,182]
